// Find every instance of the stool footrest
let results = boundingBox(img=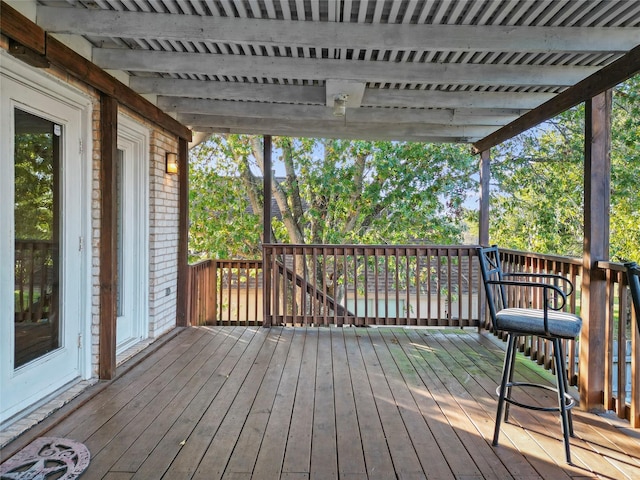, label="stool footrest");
[496,381,575,412]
